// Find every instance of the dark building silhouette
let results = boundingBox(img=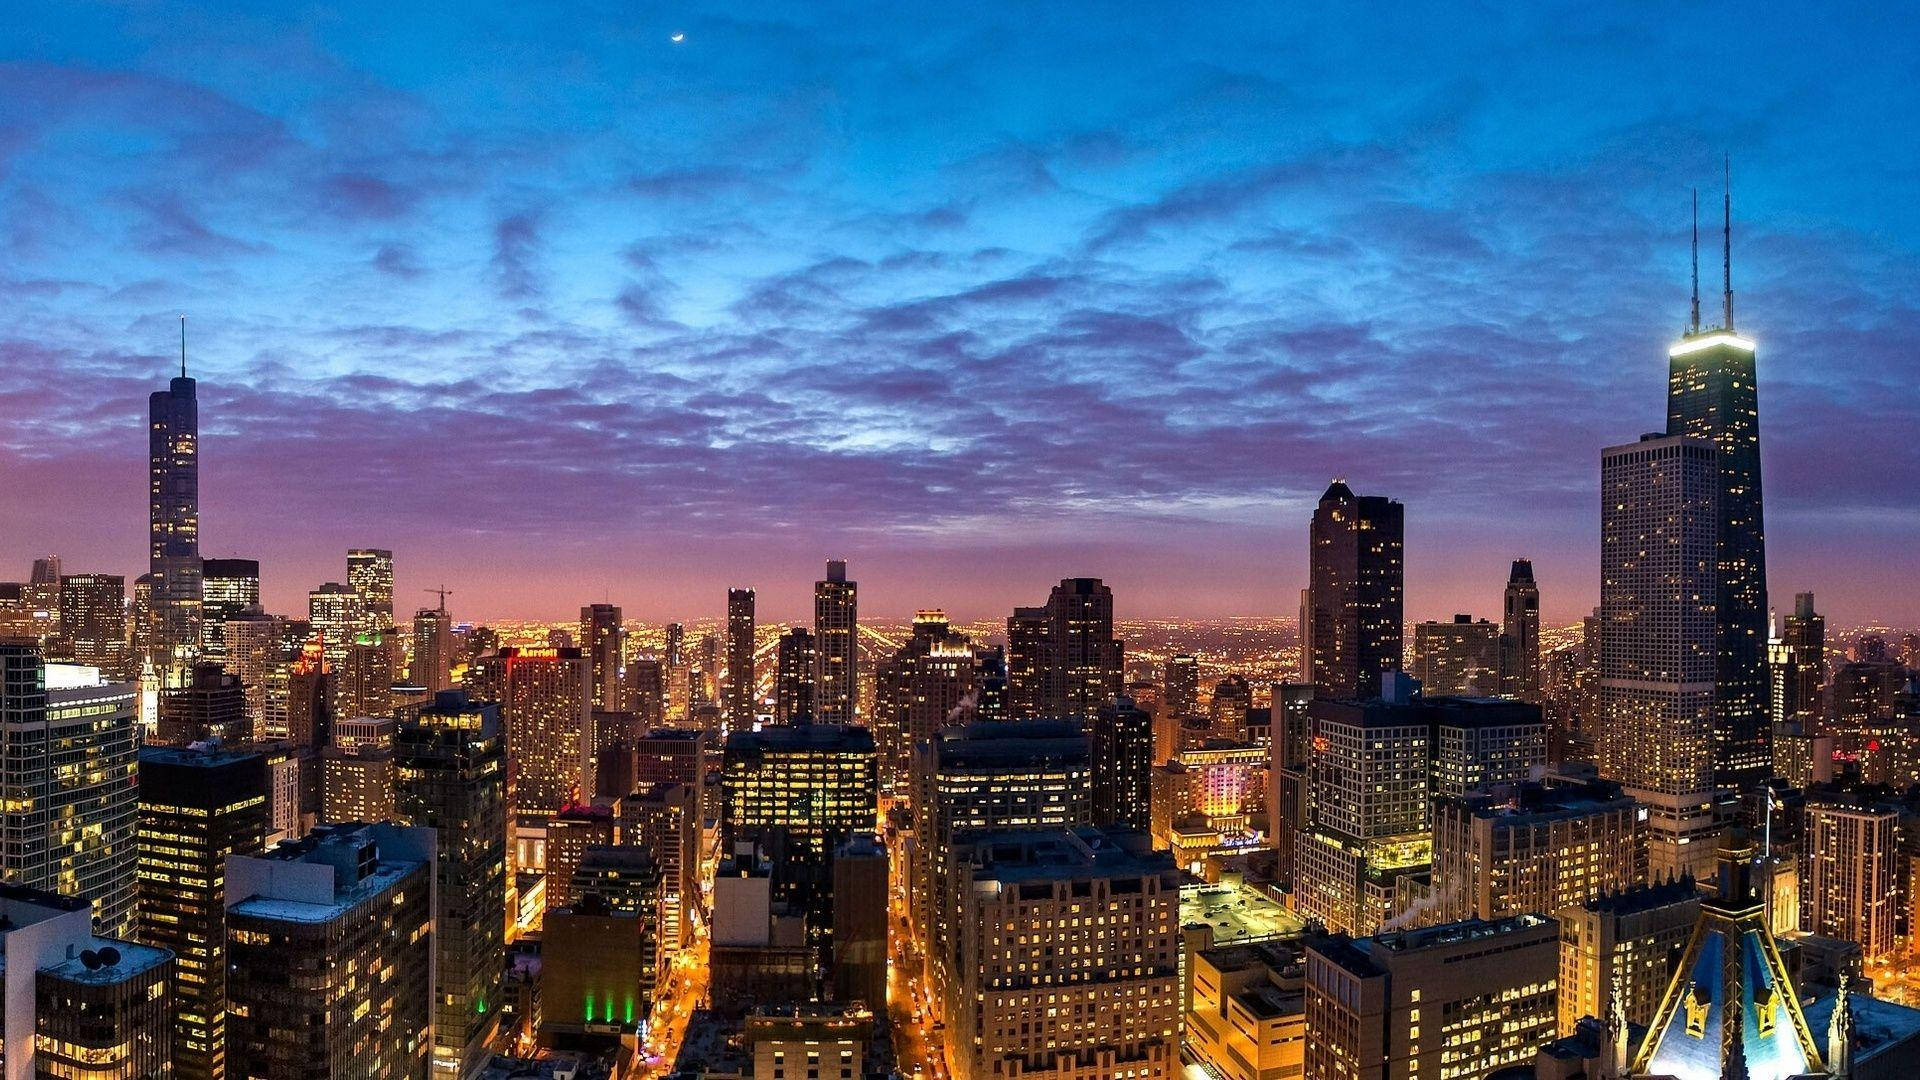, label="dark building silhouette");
[1091,697,1153,831]
[1007,579,1125,720]
[725,587,756,724]
[1307,481,1404,699]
